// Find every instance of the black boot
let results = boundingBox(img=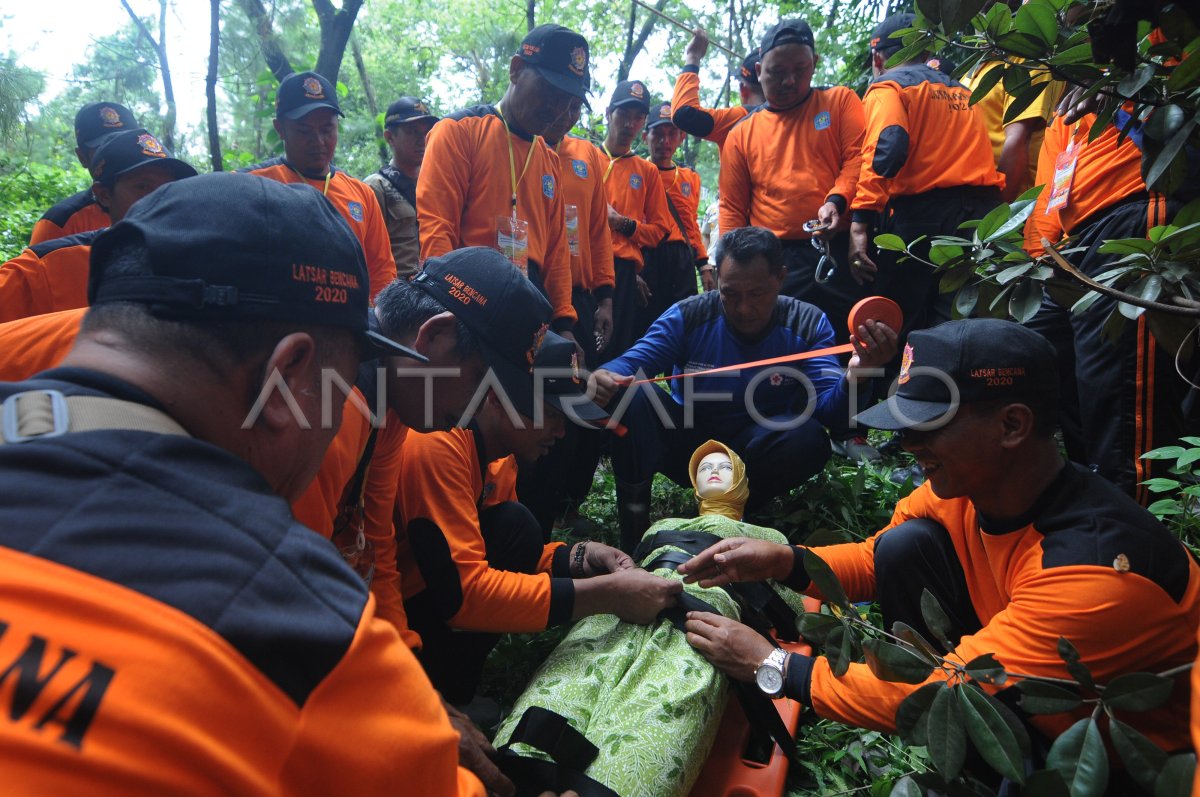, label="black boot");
[615,477,653,554]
